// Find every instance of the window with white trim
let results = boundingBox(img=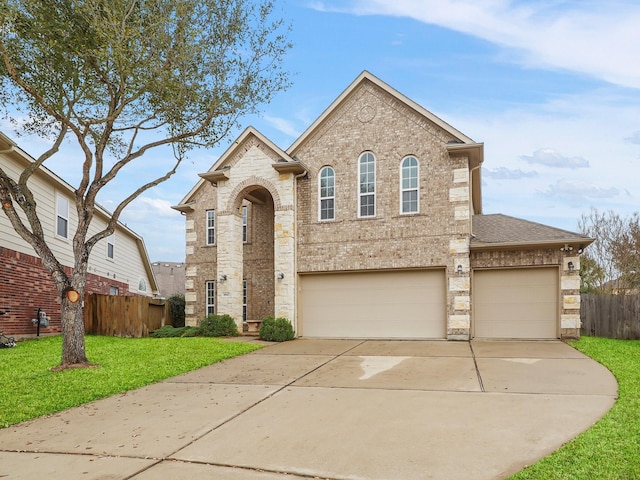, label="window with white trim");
[138,278,147,292]
[401,156,419,214]
[242,205,248,243]
[242,279,247,322]
[56,193,69,239]
[358,152,376,217]
[206,280,215,315]
[106,233,115,260]
[109,286,119,296]
[319,166,335,221]
[206,210,215,245]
